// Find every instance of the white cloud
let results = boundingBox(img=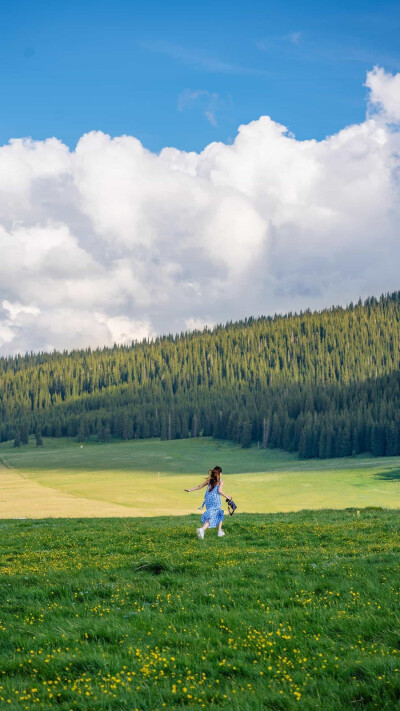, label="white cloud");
[2,300,40,321]
[284,31,302,45]
[0,321,15,347]
[257,31,302,52]
[0,67,400,354]
[185,317,215,332]
[94,313,154,345]
[366,65,400,122]
[142,41,266,76]
[178,89,223,126]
